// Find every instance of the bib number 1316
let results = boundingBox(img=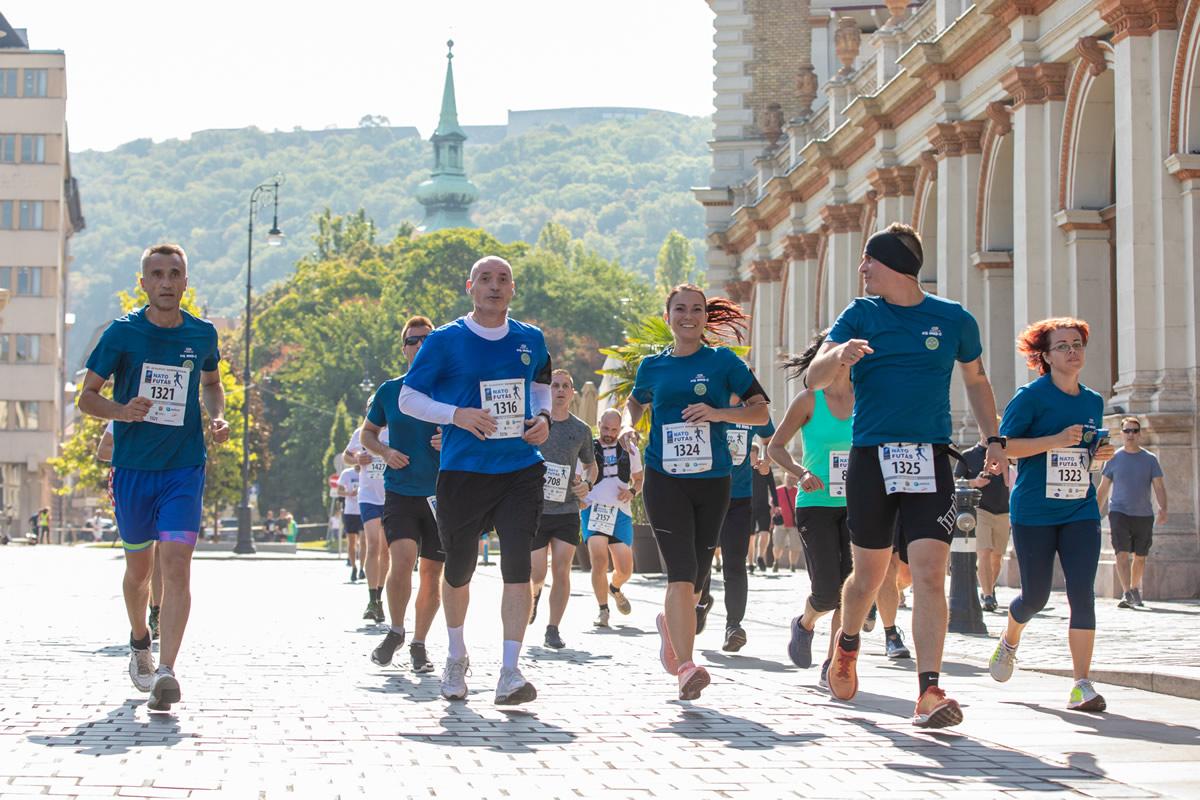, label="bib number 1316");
[480,379,524,439]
